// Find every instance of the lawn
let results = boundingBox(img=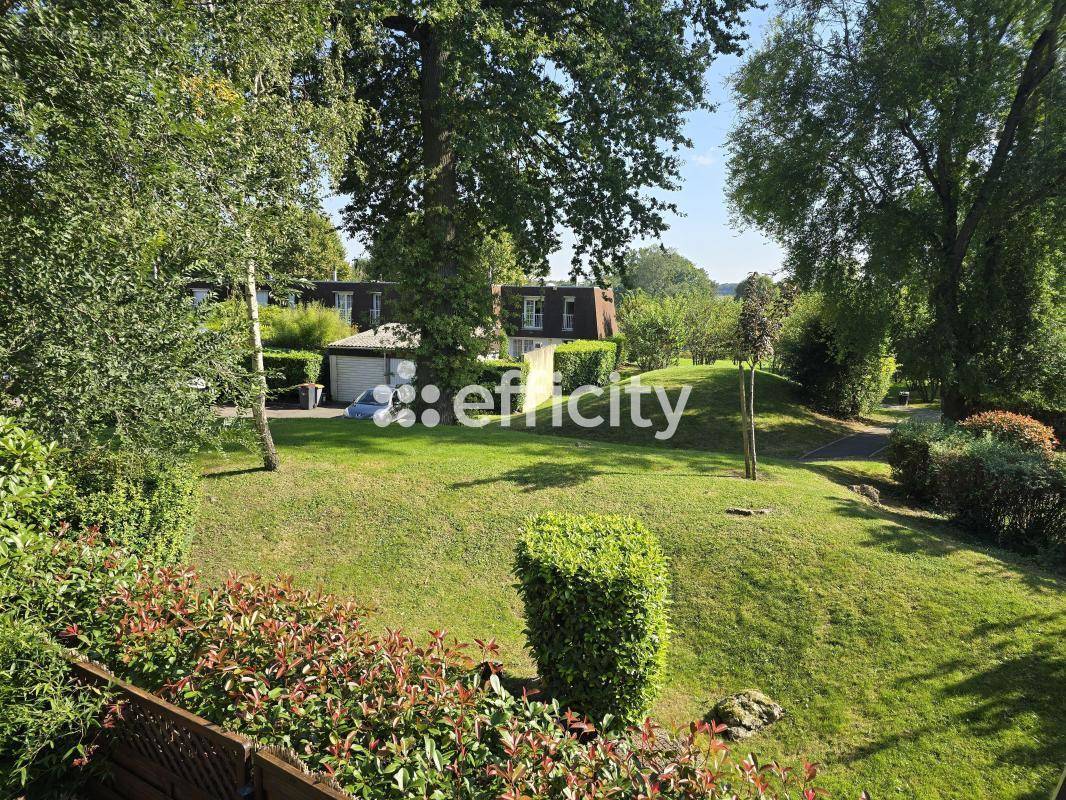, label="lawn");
[192,365,1066,799]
